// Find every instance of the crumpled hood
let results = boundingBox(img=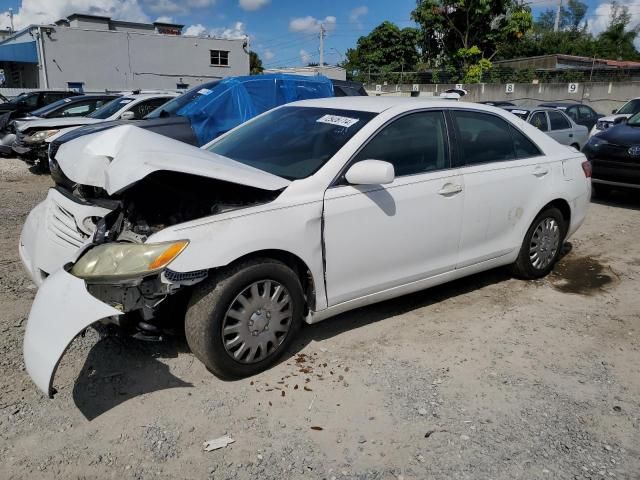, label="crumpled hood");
[18,117,101,133]
[56,124,291,194]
